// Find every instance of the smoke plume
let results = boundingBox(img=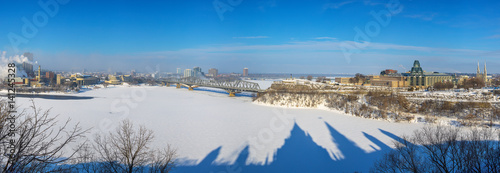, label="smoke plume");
[0,51,33,82]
